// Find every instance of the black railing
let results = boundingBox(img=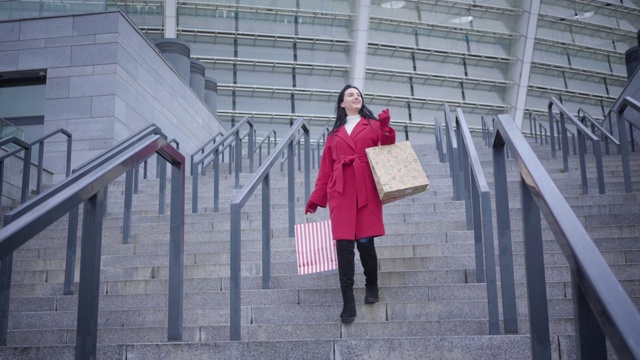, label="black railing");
[28,128,72,194]
[577,108,620,156]
[453,108,501,335]
[229,117,310,341]
[0,126,185,360]
[0,137,31,204]
[191,117,254,213]
[444,104,463,201]
[491,113,640,359]
[613,96,640,193]
[256,130,277,167]
[548,98,605,195]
